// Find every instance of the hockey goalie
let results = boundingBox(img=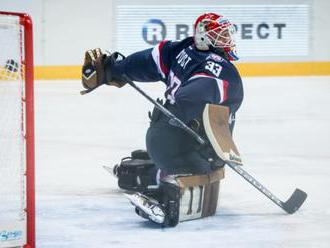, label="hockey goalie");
[81,13,244,226]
